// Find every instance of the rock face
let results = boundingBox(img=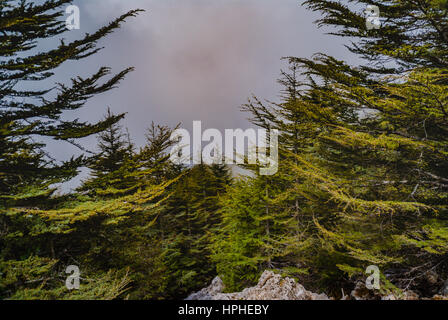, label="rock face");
[442,279,448,296]
[186,270,329,300]
[186,276,225,300]
[187,271,448,300]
